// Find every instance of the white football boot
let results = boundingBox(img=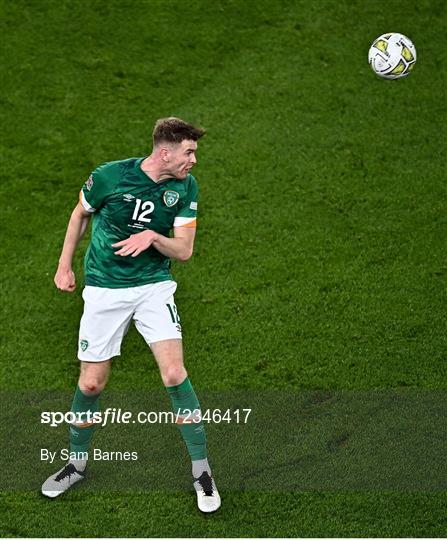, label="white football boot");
[193,471,221,513]
[41,463,85,498]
